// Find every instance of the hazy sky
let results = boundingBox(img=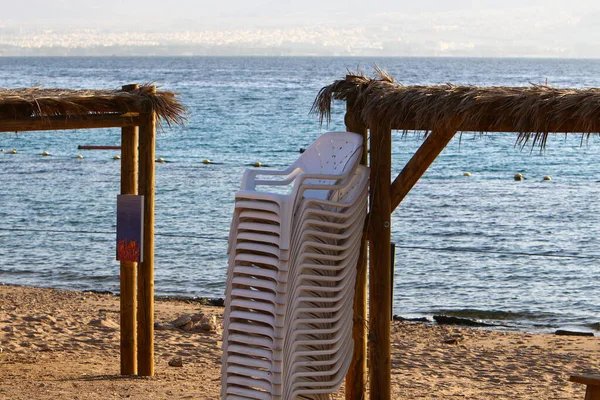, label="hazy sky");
[3,0,597,28]
[3,1,600,57]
